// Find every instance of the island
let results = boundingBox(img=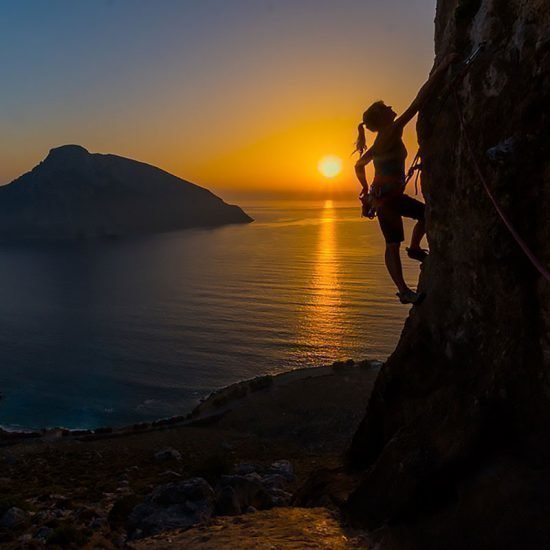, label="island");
[0,145,252,240]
